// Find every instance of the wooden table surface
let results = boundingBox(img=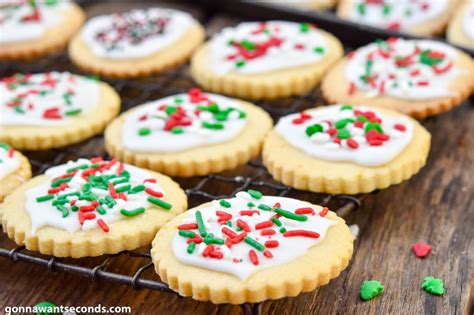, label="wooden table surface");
[1,2,473,314]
